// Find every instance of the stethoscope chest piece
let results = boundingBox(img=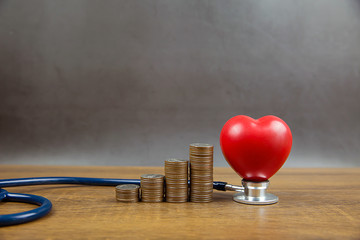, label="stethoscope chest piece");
[232,180,278,205]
